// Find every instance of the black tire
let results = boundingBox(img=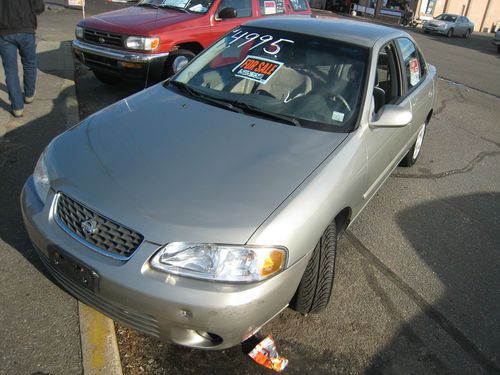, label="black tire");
[400,122,427,167]
[423,29,429,34]
[498,46,500,54]
[93,71,121,85]
[290,223,337,314]
[164,49,196,78]
[463,29,471,38]
[446,28,454,38]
